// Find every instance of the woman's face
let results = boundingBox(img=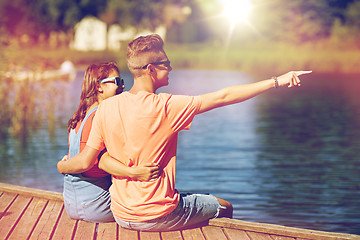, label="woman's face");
[100,70,123,99]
